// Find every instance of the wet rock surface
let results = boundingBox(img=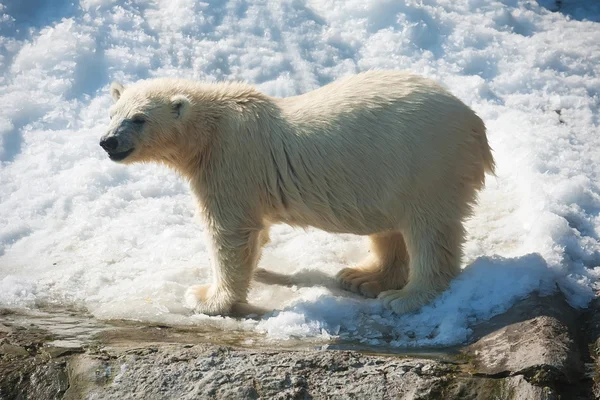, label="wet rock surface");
[582,297,600,399]
[0,293,595,399]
